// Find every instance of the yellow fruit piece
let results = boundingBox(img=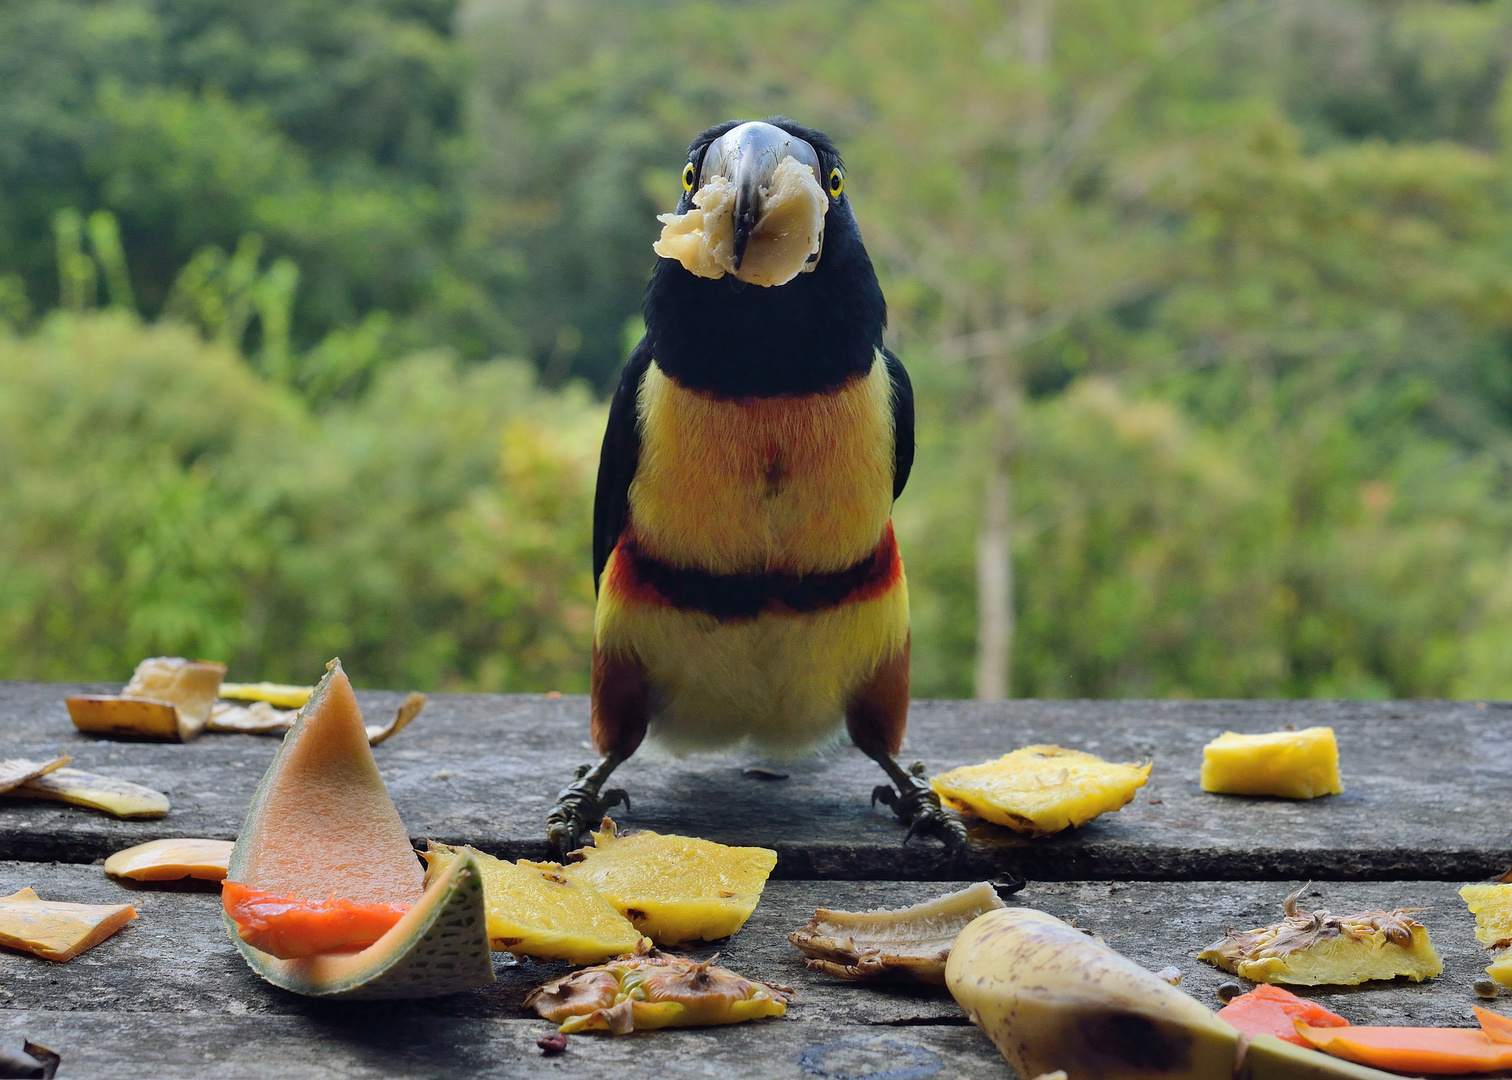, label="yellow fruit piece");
[1460,884,1512,949]
[68,656,226,741]
[365,692,425,746]
[0,756,70,794]
[1200,888,1442,986]
[929,746,1151,836]
[1200,728,1344,799]
[1486,951,1512,989]
[562,819,776,945]
[423,843,645,963]
[526,948,791,1034]
[219,682,314,709]
[105,838,234,882]
[207,701,295,735]
[3,768,168,818]
[0,887,137,961]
